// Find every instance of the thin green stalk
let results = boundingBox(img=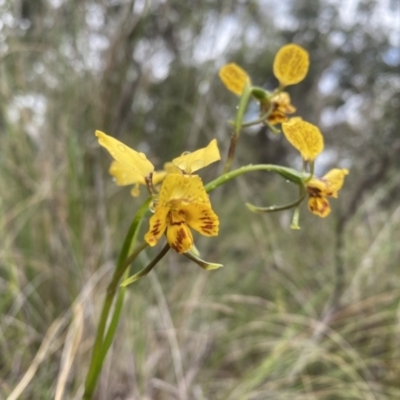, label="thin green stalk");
[238,113,270,128]
[100,211,149,362]
[100,271,128,360]
[83,199,151,399]
[206,164,305,194]
[290,185,305,229]
[306,161,315,182]
[235,91,274,129]
[95,242,148,363]
[222,83,252,174]
[83,242,148,399]
[246,183,306,213]
[120,243,170,287]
